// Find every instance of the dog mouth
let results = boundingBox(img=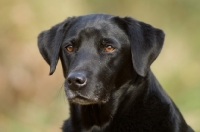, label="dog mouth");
[65,89,99,105]
[68,95,99,105]
[64,88,109,105]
